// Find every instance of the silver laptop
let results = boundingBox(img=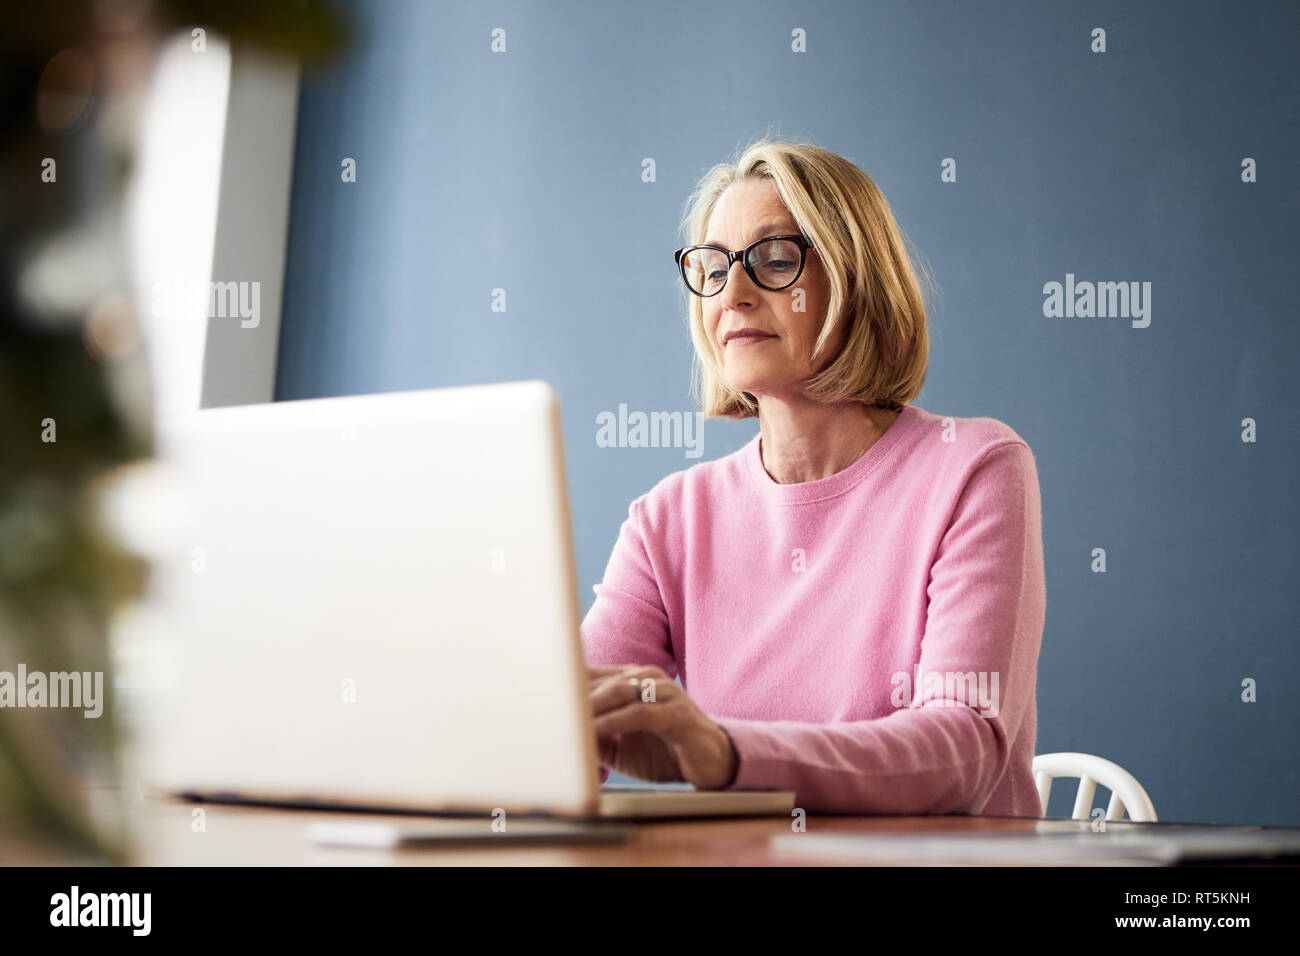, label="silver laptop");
[138,380,793,820]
